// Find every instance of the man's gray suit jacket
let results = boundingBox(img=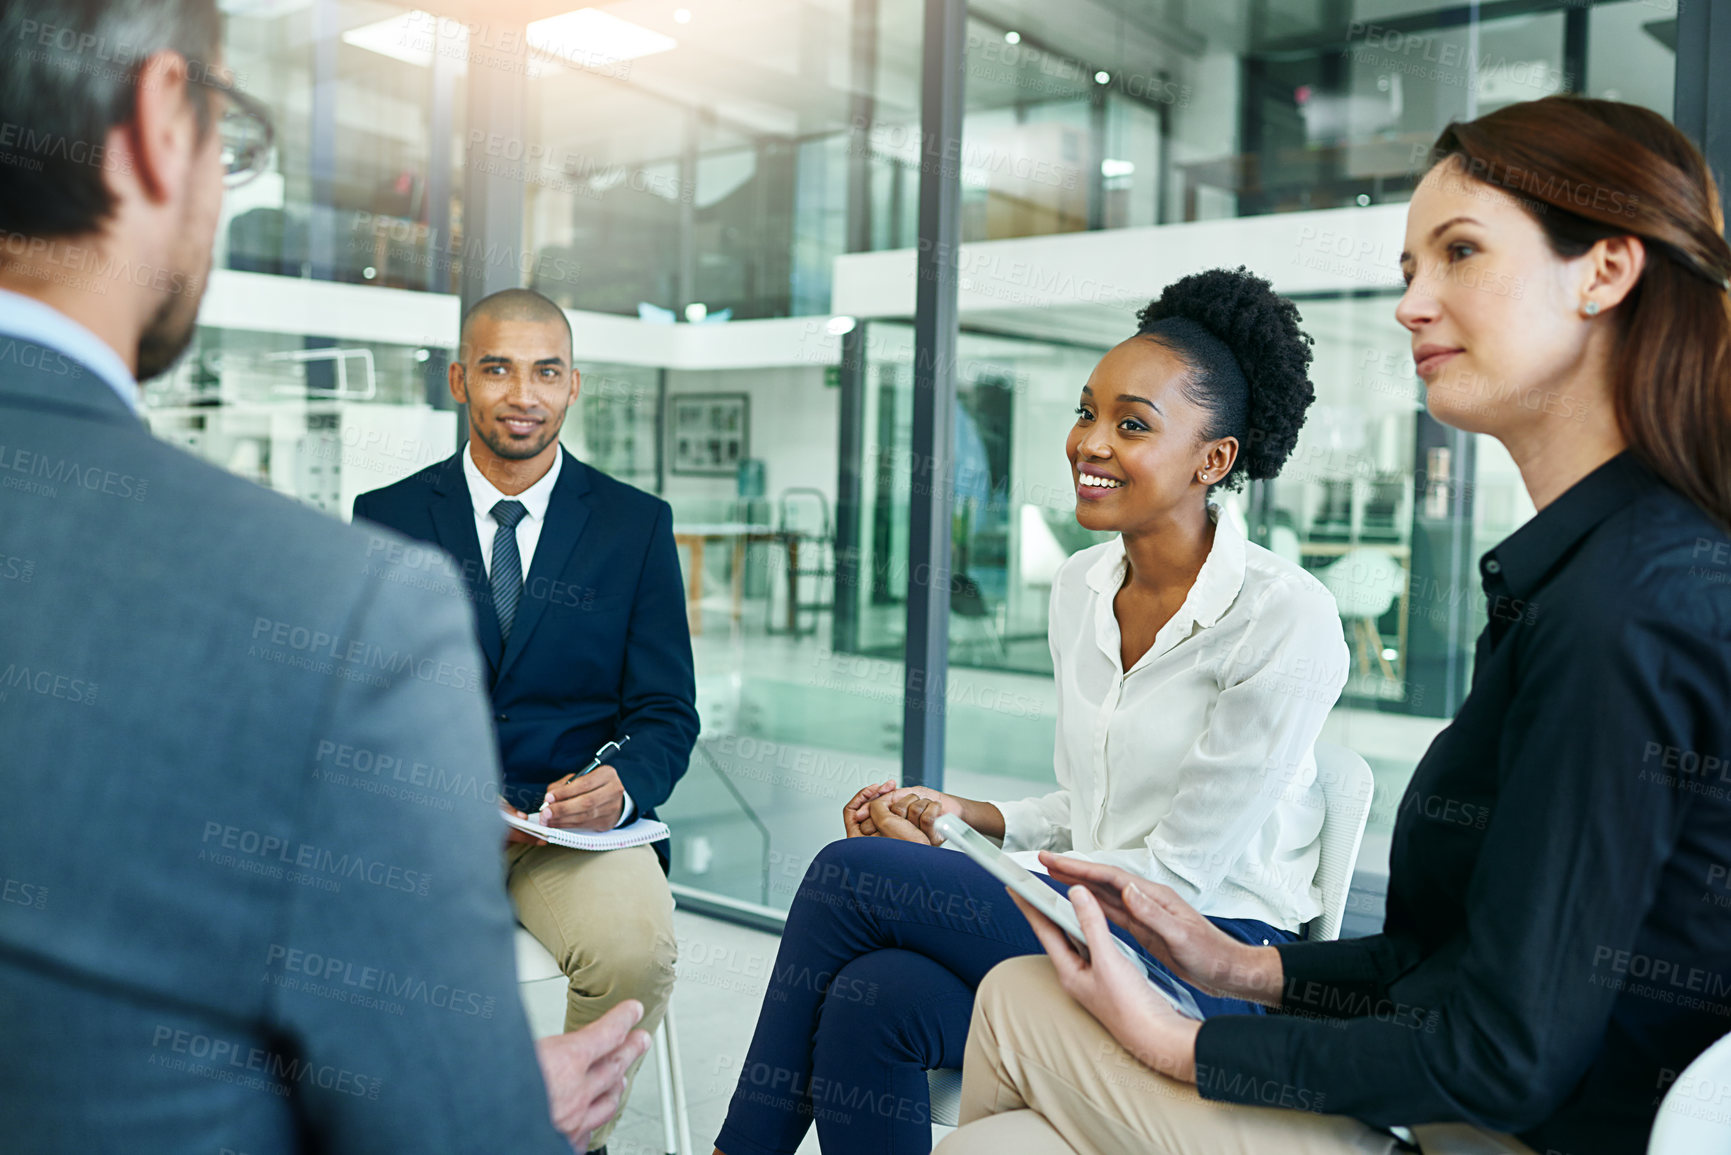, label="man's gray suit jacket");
[0,341,571,1154]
